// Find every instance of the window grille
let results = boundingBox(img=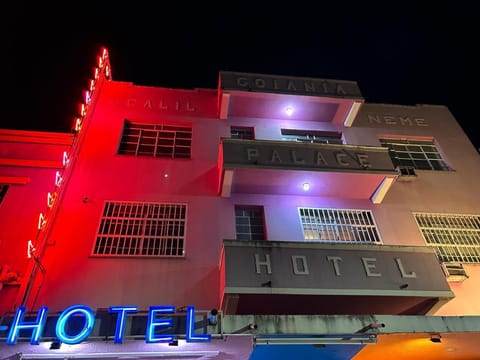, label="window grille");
[231,126,254,140]
[414,212,480,263]
[235,206,266,240]
[379,138,449,170]
[298,208,382,244]
[118,121,192,159]
[281,129,343,144]
[0,185,8,204]
[93,202,186,257]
